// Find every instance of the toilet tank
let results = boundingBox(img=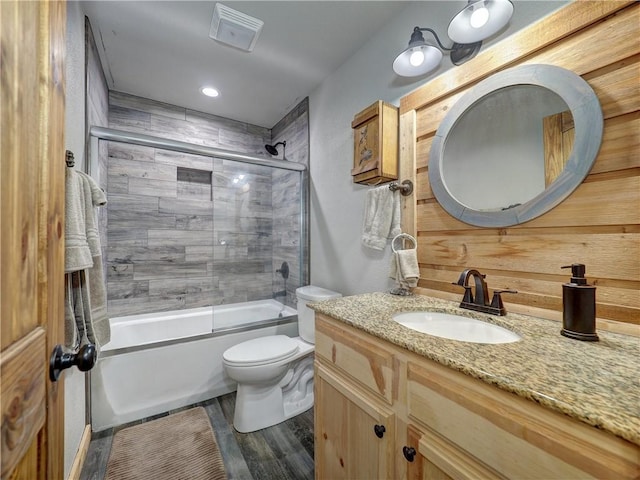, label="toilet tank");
[296,286,342,344]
